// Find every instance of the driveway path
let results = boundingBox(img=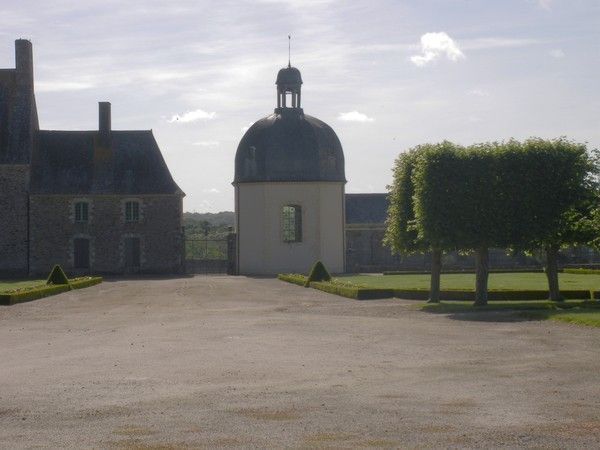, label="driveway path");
[0,276,598,448]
